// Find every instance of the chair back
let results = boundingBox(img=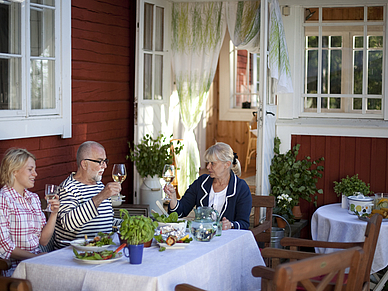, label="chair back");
[250,195,275,247]
[273,247,363,291]
[175,283,205,291]
[0,277,32,291]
